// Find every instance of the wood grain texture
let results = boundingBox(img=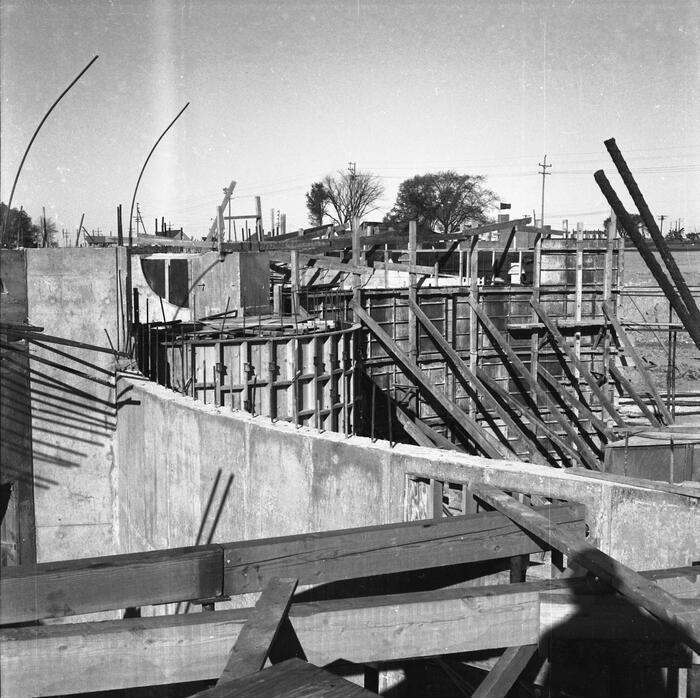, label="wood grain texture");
[471,644,538,698]
[223,504,585,595]
[2,569,697,697]
[217,578,298,684]
[0,545,223,624]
